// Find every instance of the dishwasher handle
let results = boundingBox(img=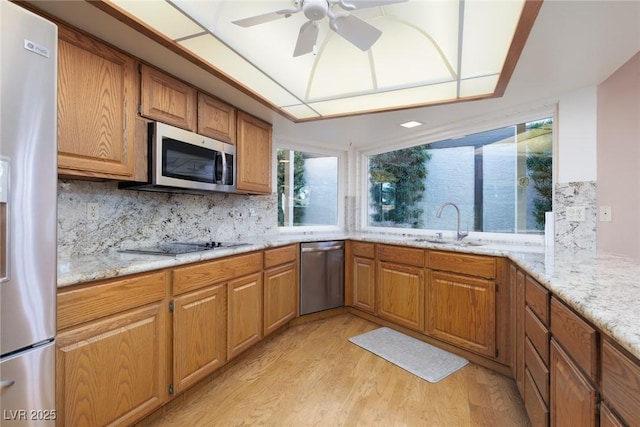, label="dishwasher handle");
[301,245,343,253]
